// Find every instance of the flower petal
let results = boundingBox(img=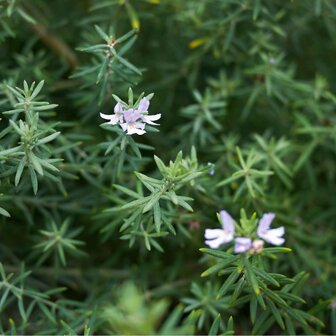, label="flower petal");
[268,226,285,237]
[109,115,120,125]
[120,123,128,131]
[205,231,227,249]
[135,122,145,130]
[100,112,113,120]
[204,228,233,248]
[219,210,235,234]
[260,227,285,246]
[138,97,150,112]
[234,237,252,253]
[257,213,275,236]
[267,236,285,246]
[205,229,224,239]
[143,113,161,125]
[114,102,123,113]
[127,125,146,135]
